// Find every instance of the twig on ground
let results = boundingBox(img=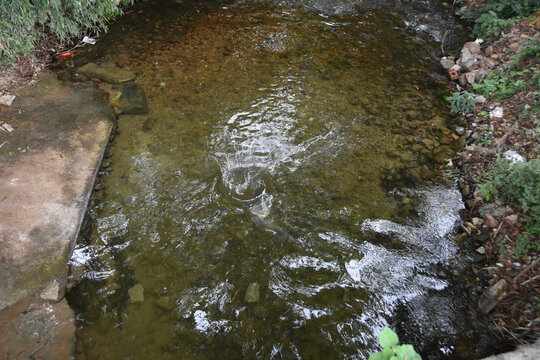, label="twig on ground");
[513,256,540,284]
